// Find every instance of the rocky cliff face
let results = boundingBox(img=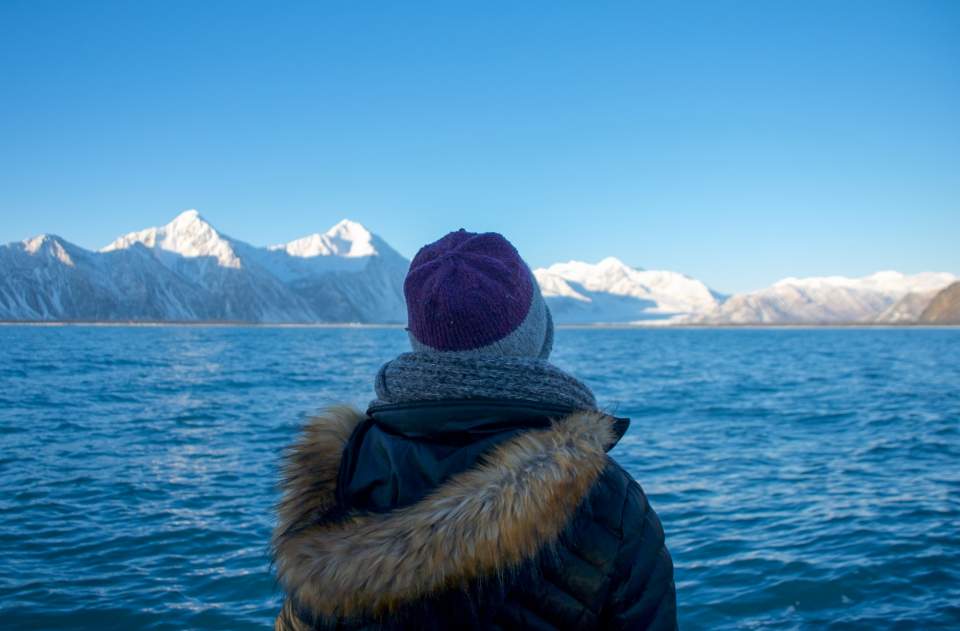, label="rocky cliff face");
[874,289,941,323]
[918,282,960,324]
